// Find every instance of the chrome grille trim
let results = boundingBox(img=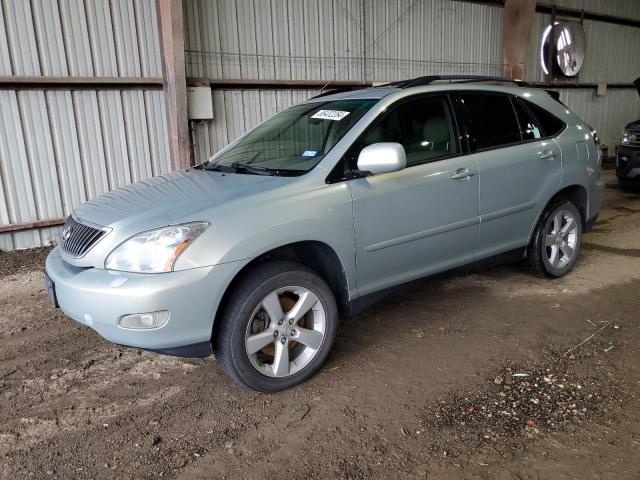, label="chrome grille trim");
[60,215,109,258]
